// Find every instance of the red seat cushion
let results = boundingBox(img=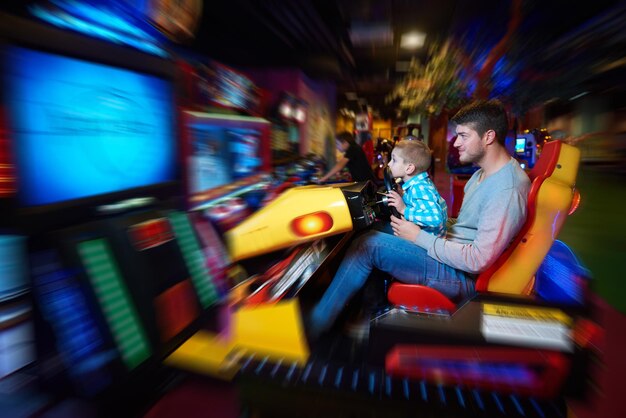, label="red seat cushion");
[387,282,457,312]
